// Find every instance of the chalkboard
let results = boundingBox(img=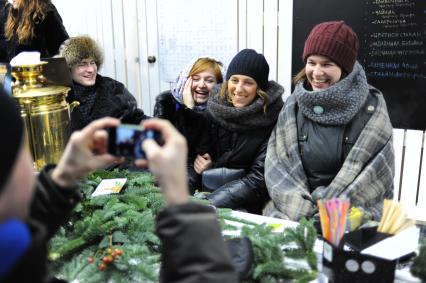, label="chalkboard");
[293,0,426,130]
